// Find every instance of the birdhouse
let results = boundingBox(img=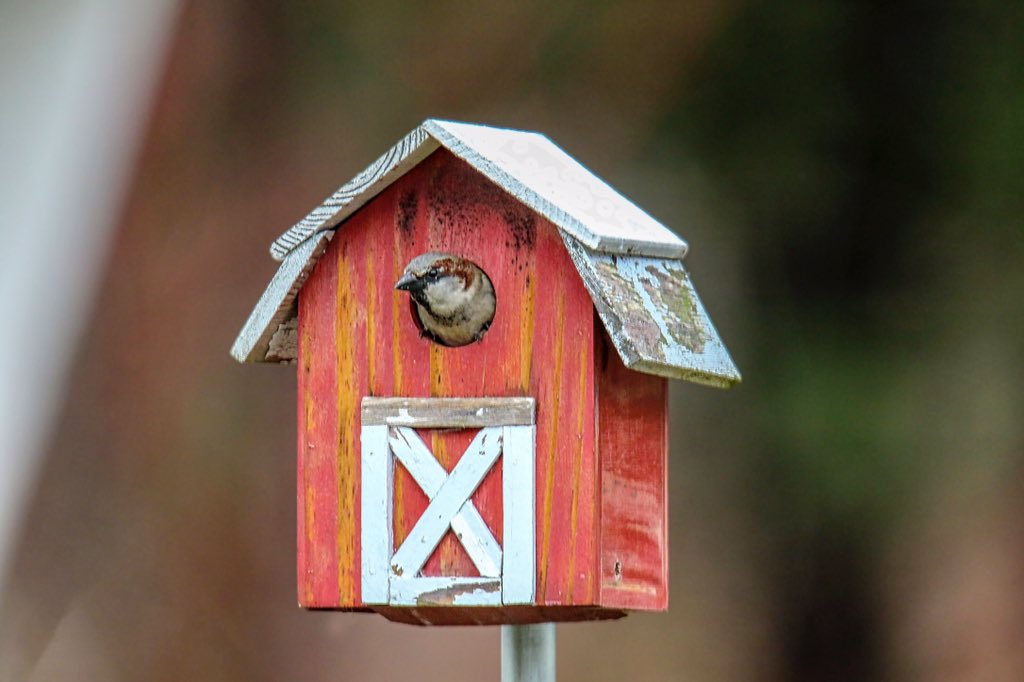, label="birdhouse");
[231,120,739,626]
